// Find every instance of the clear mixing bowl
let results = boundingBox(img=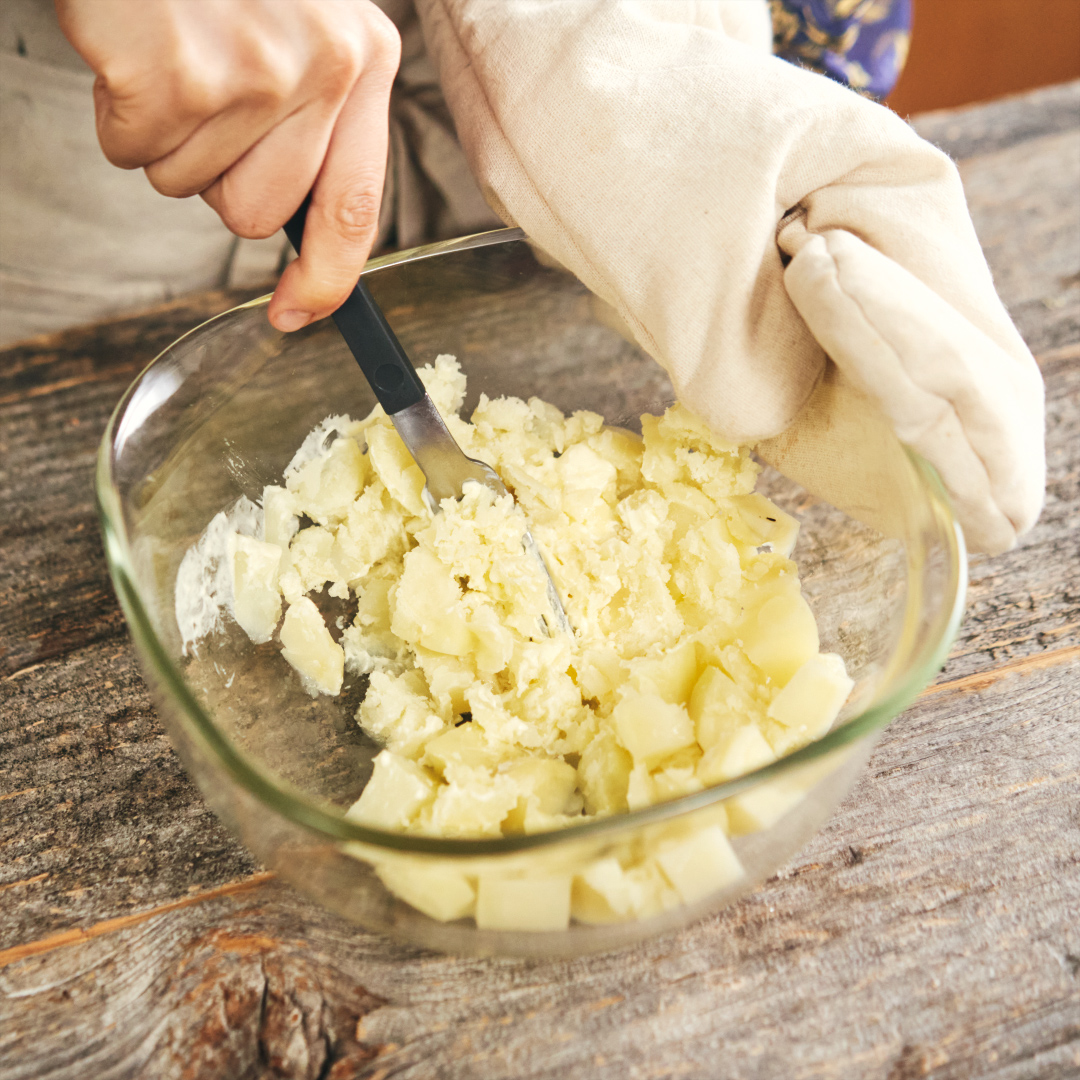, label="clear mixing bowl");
[96,228,966,957]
